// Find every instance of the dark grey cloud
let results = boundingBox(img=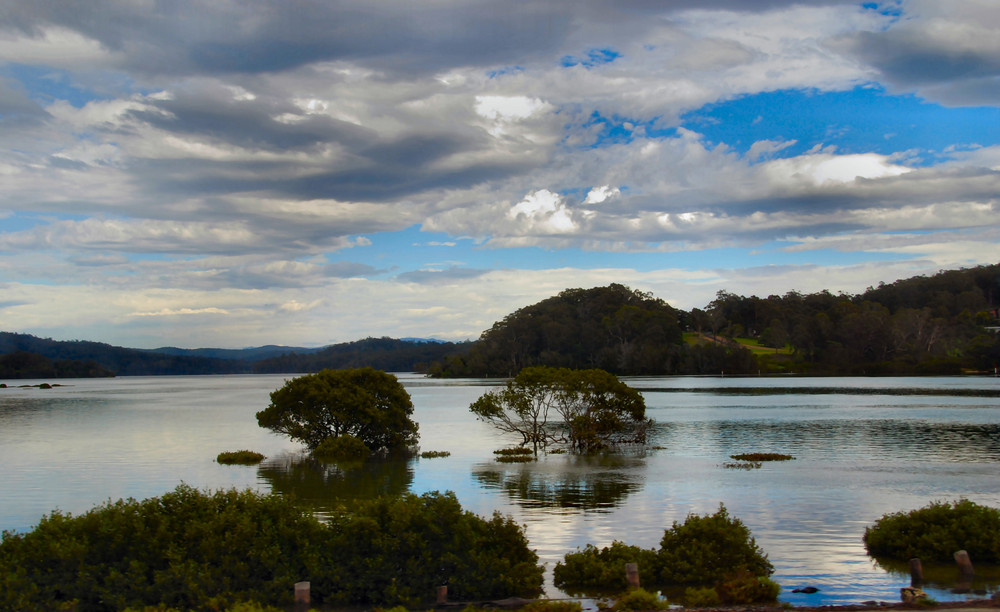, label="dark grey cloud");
[5,0,853,77]
[396,266,490,284]
[323,261,384,278]
[836,4,1000,106]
